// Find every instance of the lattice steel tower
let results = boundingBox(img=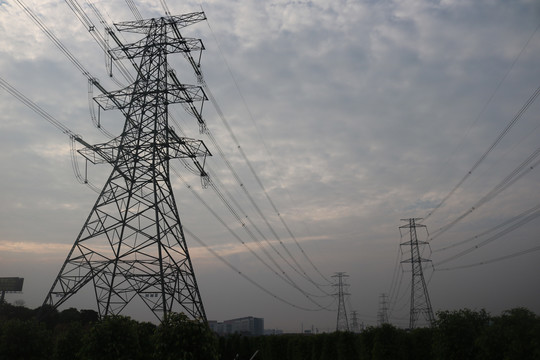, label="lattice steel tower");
[333,272,350,331]
[350,310,360,333]
[377,293,389,325]
[400,218,435,328]
[44,13,211,322]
